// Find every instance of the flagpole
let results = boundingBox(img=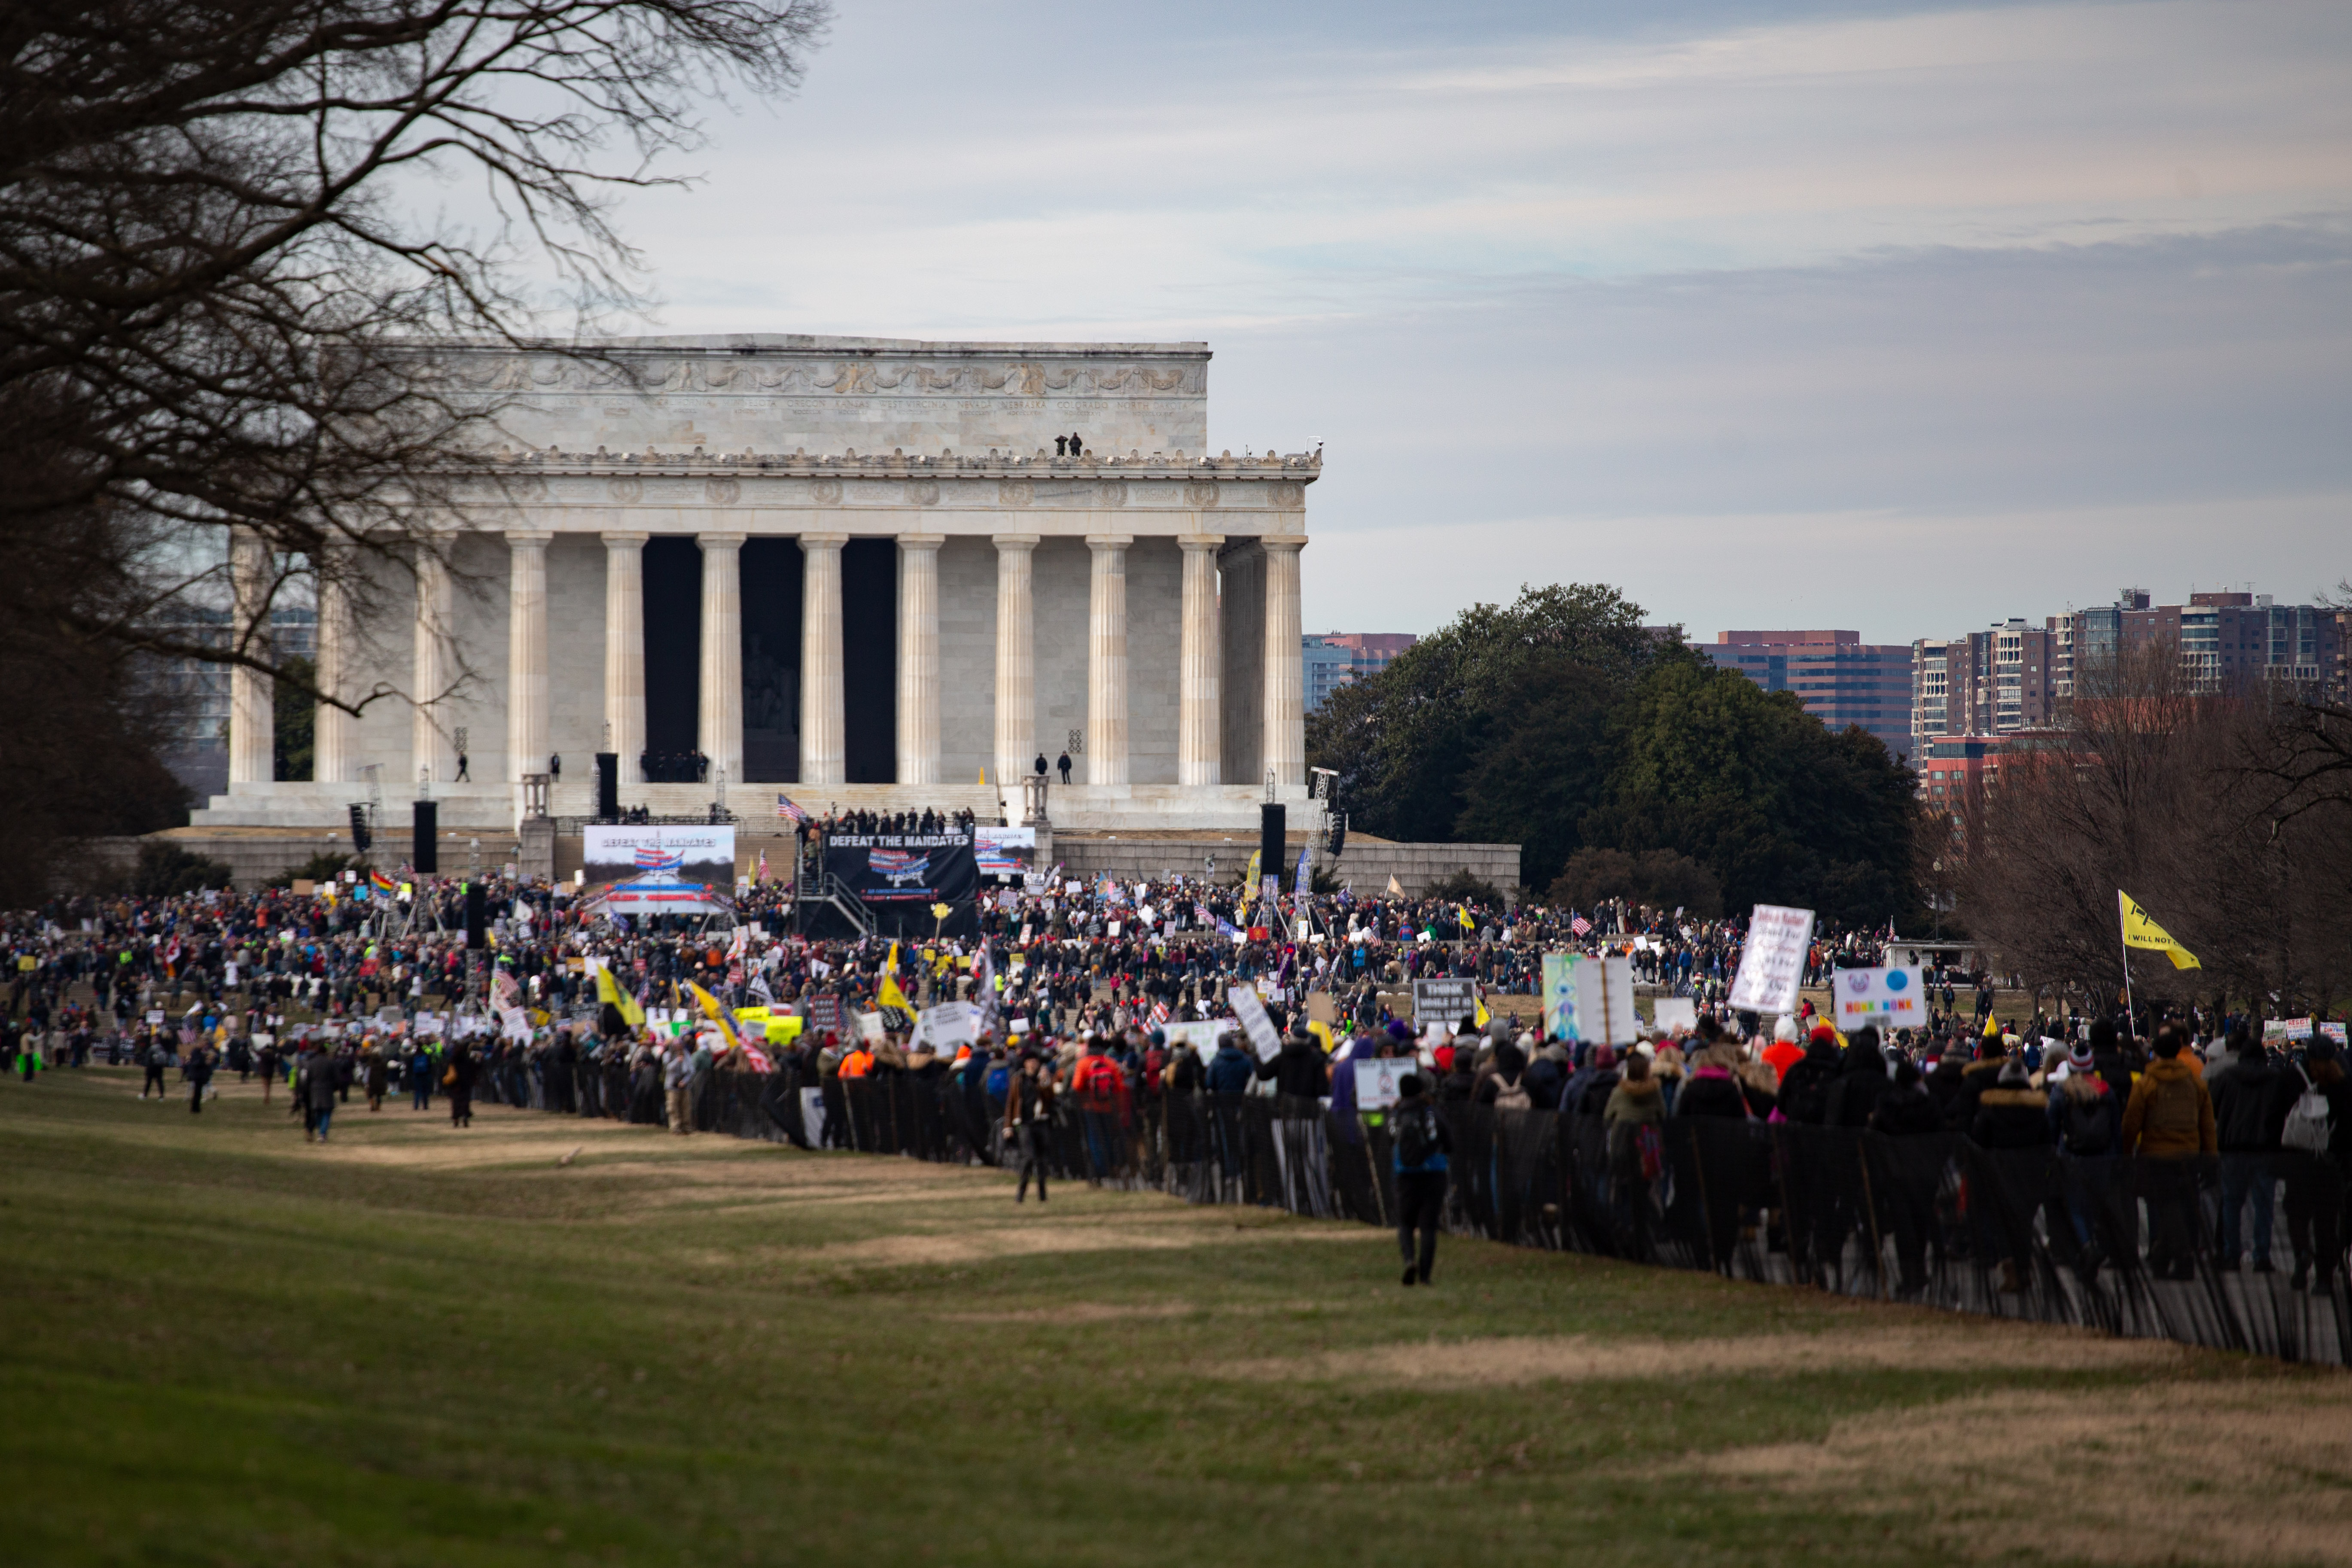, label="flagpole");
[2118,902,2137,1042]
